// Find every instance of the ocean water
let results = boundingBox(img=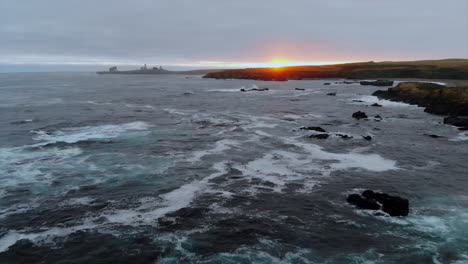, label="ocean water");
[0,72,467,263]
